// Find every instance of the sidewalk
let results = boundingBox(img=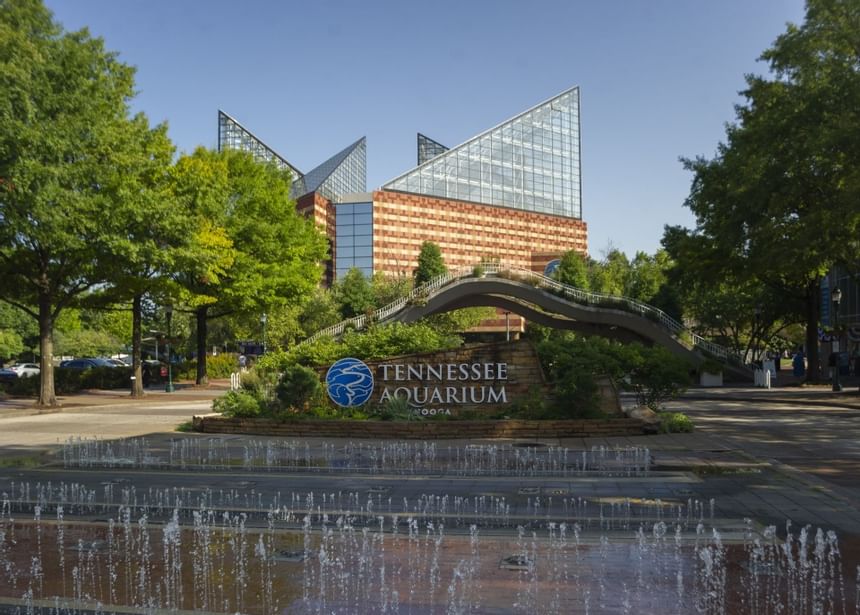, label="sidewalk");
[0,380,228,417]
[680,382,860,410]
